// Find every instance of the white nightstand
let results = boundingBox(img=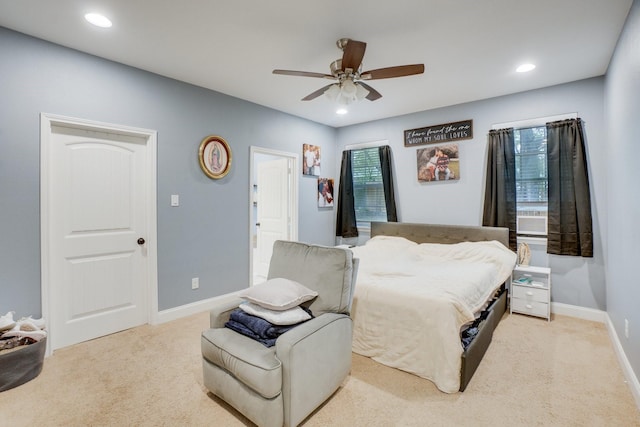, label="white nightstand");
[510,265,551,321]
